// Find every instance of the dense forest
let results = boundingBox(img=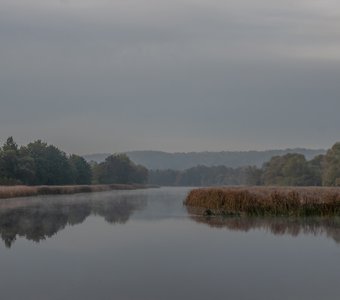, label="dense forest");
[85,148,325,170]
[0,137,148,186]
[252,142,340,186]
[92,153,148,184]
[148,142,340,187]
[148,166,255,186]
[1,137,339,187]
